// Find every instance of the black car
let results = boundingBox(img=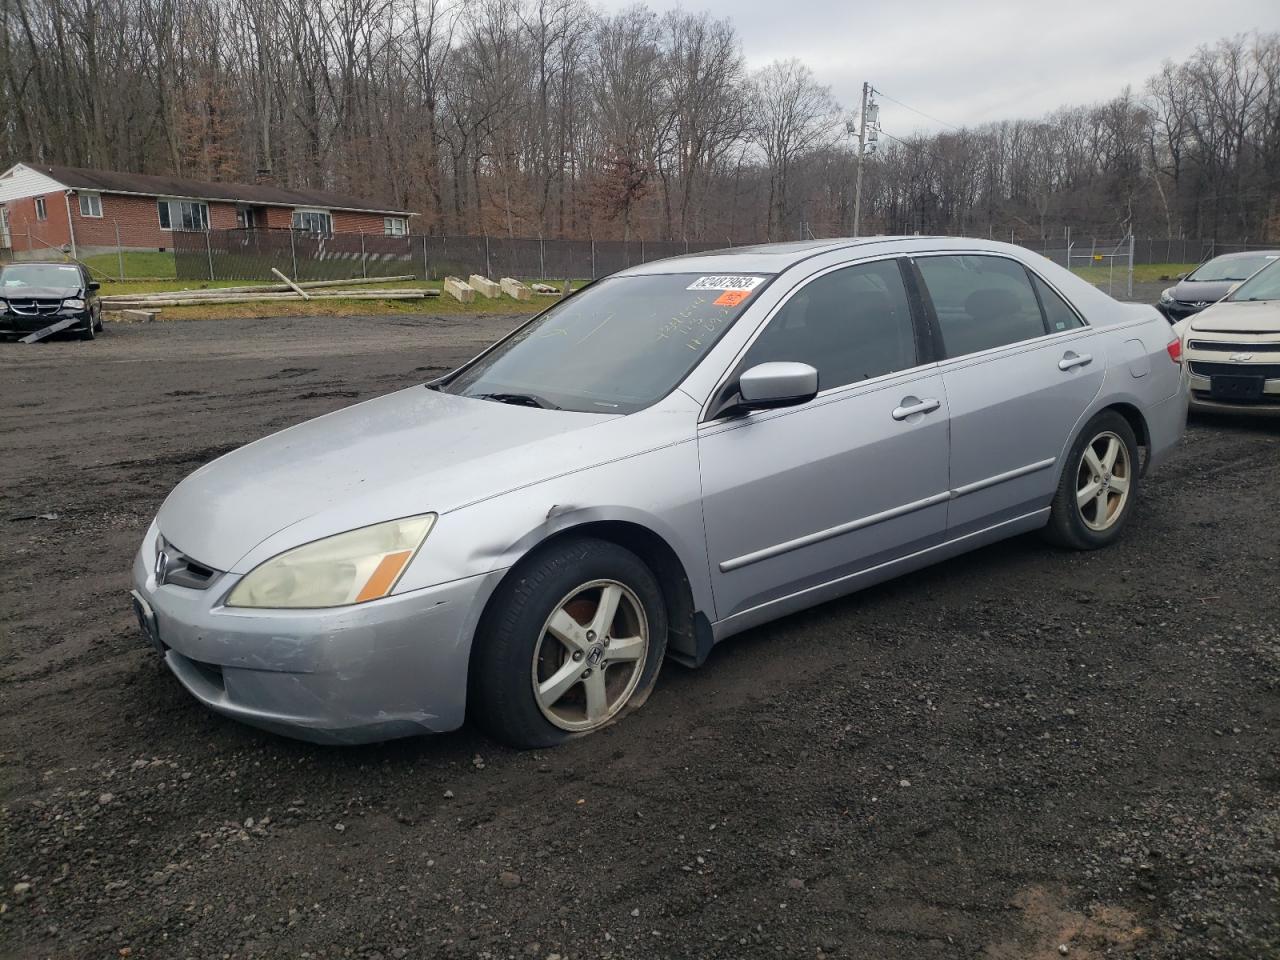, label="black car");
[1157,250,1280,322]
[0,261,103,340]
